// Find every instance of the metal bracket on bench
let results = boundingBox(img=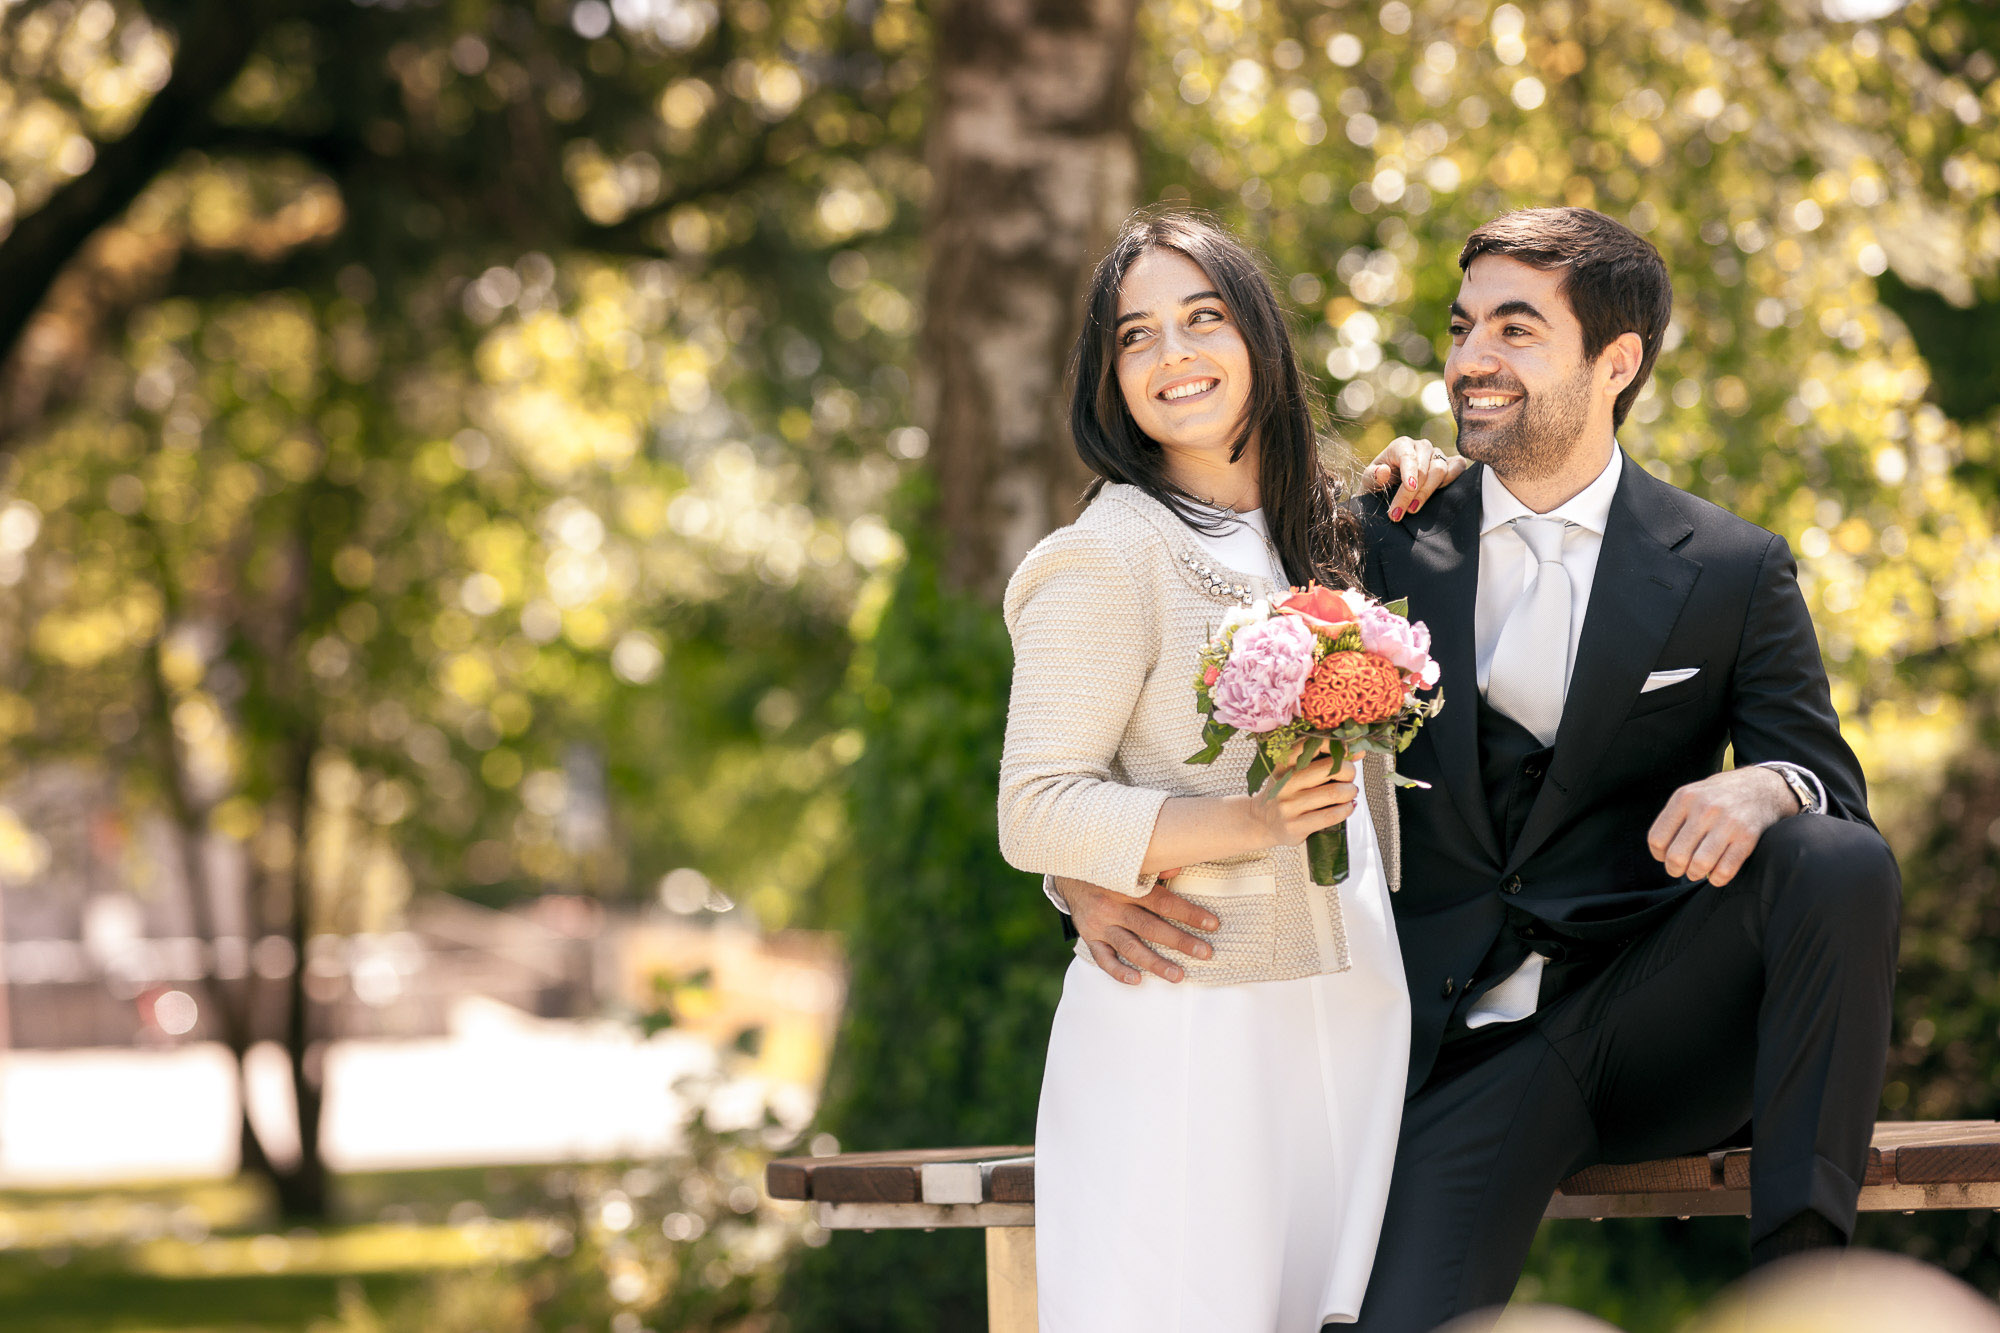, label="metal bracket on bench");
[921,1155,1035,1206]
